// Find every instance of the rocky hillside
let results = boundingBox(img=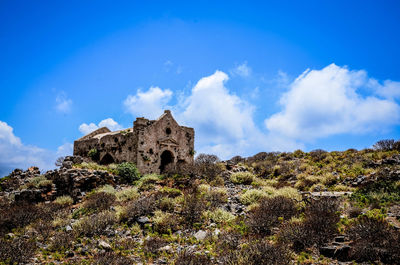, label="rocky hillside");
[1,147,400,264]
